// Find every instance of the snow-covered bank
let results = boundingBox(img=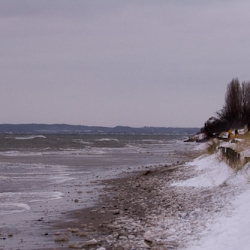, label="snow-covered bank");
[182,153,250,250]
[172,154,234,187]
[97,150,250,249]
[186,189,250,250]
